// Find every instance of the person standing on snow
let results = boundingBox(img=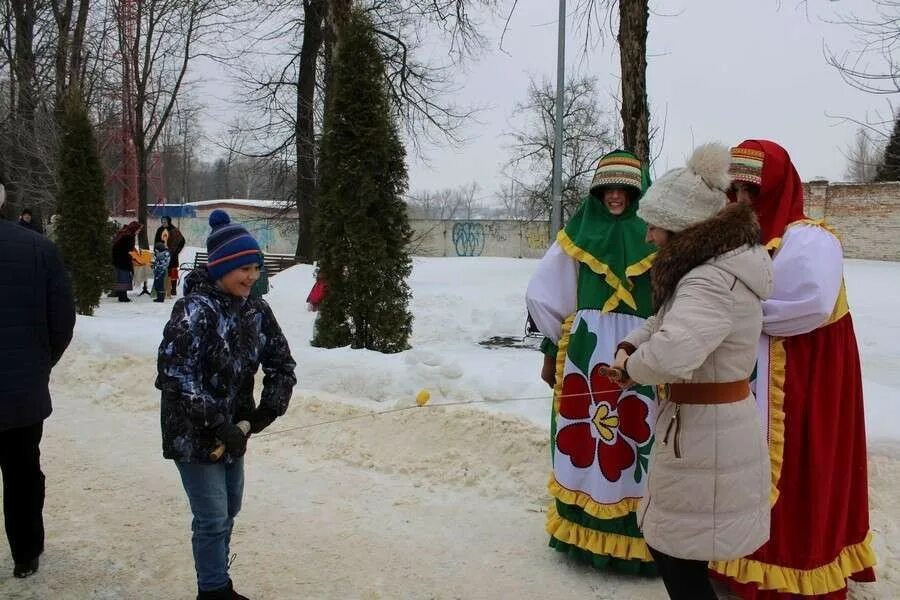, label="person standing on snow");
[111,221,142,302]
[152,242,171,303]
[0,184,76,579]
[525,150,659,575]
[156,209,296,600]
[614,143,773,600]
[709,140,876,599]
[154,216,186,296]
